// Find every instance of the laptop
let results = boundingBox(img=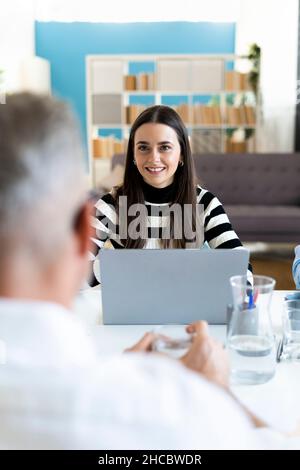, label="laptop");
[100,249,249,325]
